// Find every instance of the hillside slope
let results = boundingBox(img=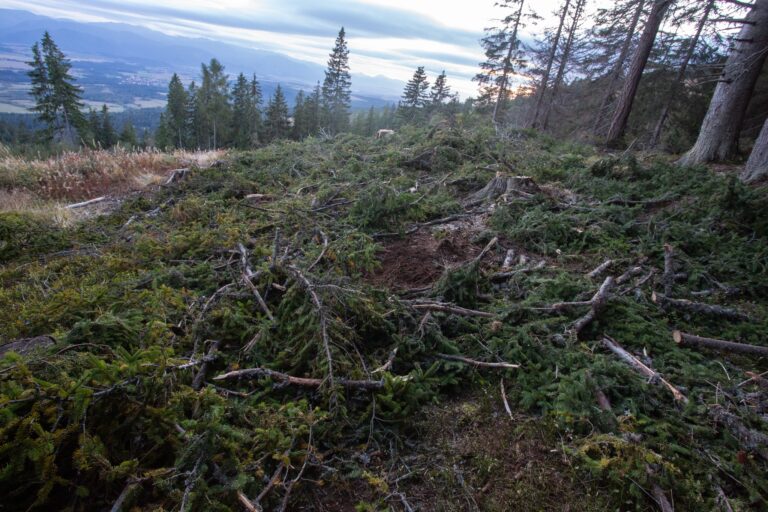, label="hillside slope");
[1,126,767,510]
